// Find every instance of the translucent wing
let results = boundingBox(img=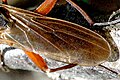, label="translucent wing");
[0,4,111,66]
